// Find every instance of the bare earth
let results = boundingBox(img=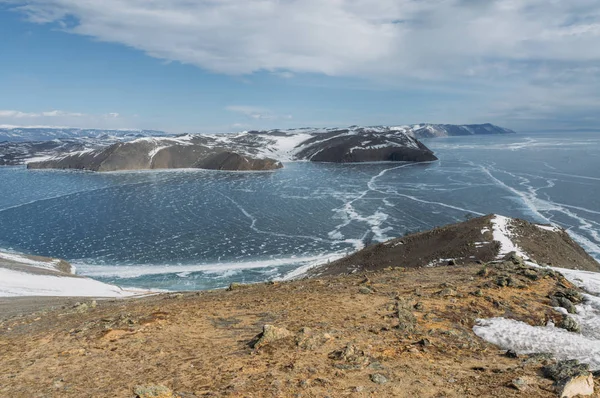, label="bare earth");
[1,261,598,397]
